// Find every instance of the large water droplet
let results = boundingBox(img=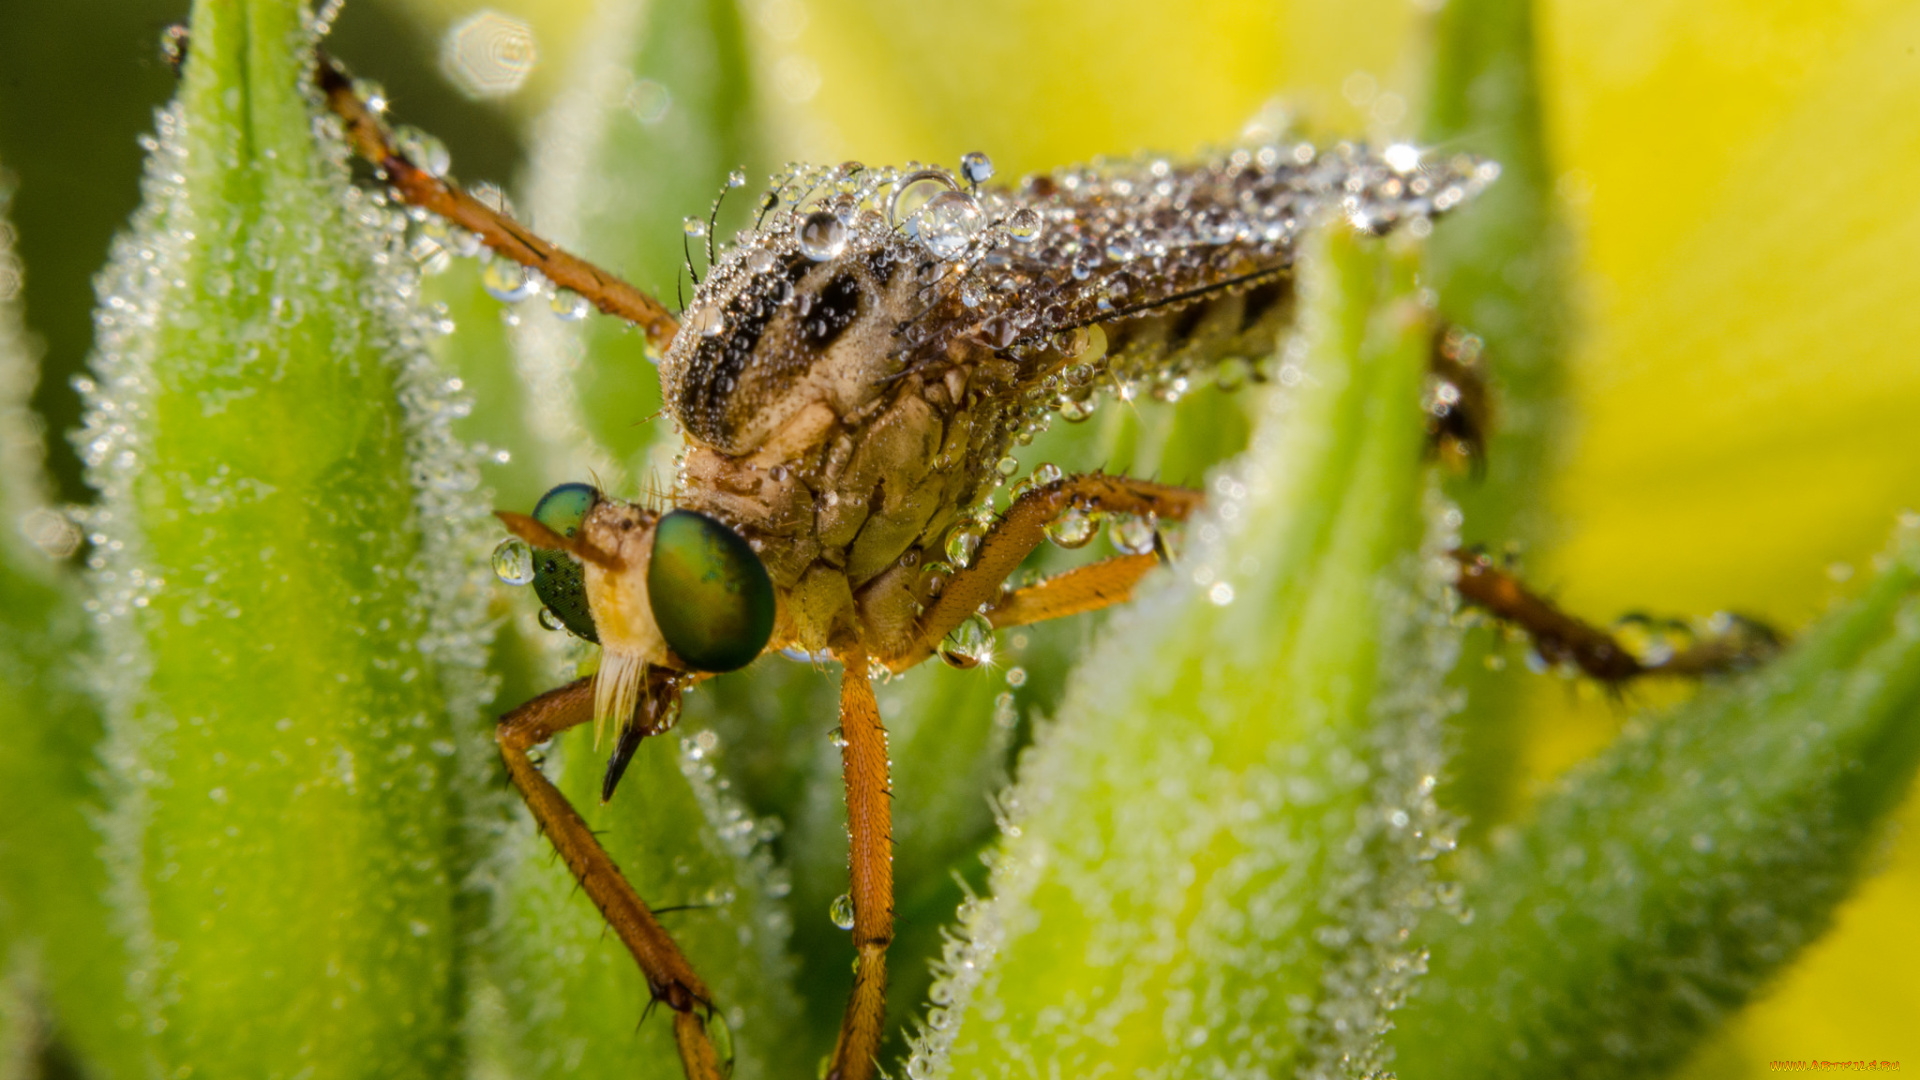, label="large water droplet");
[914,191,983,259]
[829,892,856,930]
[797,210,848,260]
[945,525,982,568]
[682,216,709,239]
[938,613,995,669]
[686,304,726,337]
[549,289,589,321]
[1046,507,1097,549]
[1005,207,1044,243]
[959,151,995,186]
[481,259,537,302]
[492,538,534,585]
[1110,513,1157,555]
